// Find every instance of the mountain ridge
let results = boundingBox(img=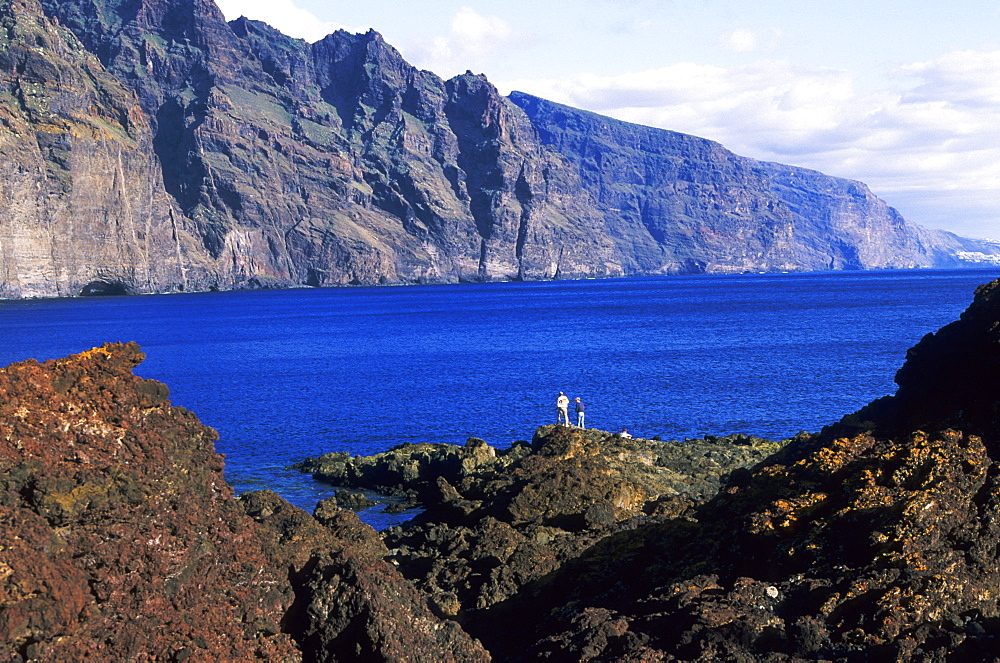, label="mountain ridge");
[508,90,998,273]
[0,0,994,298]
